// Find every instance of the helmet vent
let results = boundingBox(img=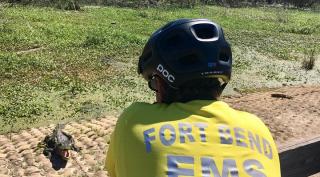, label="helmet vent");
[219,48,230,62]
[143,51,152,62]
[178,54,198,65]
[166,34,183,47]
[138,51,152,74]
[192,24,218,41]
